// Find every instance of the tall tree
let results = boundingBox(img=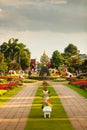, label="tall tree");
[64,43,78,57]
[0,51,4,63]
[67,55,82,72]
[0,38,31,70]
[20,50,30,70]
[62,43,80,72]
[0,52,7,73]
[52,50,64,69]
[81,59,87,72]
[0,38,19,63]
